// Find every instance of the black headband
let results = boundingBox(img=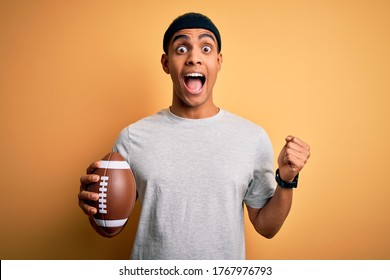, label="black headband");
[163,13,221,54]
